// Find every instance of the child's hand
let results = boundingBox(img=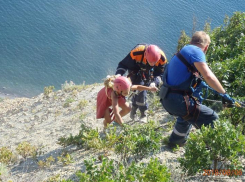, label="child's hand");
[150,87,158,92]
